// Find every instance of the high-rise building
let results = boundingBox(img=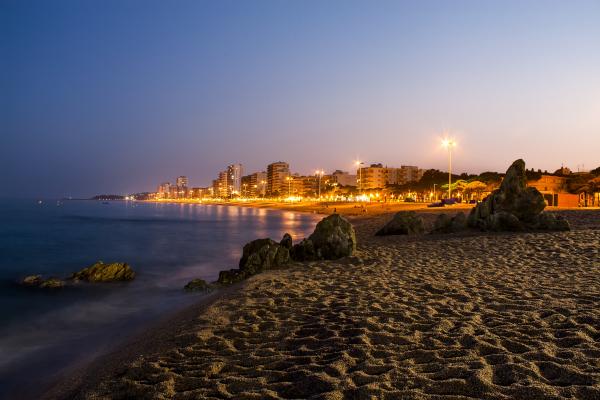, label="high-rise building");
[267,161,290,197]
[227,164,243,196]
[176,176,188,188]
[358,164,388,189]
